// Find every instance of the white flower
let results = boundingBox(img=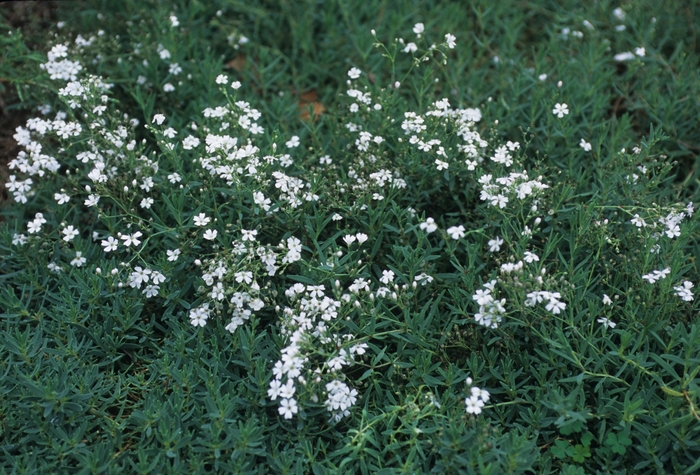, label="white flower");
[597,317,616,329]
[55,192,70,204]
[182,136,200,150]
[343,234,356,246]
[215,74,228,85]
[403,42,418,53]
[167,249,180,261]
[163,83,175,92]
[445,33,456,49]
[231,81,241,90]
[268,379,282,400]
[152,114,165,125]
[420,217,437,233]
[129,266,152,288]
[613,7,626,20]
[355,233,368,244]
[62,225,79,242]
[435,159,449,171]
[580,139,592,152]
[235,271,253,284]
[446,225,465,240]
[546,299,566,314]
[465,396,485,415]
[285,135,300,148]
[413,23,424,35]
[380,270,395,284]
[487,236,503,252]
[203,229,218,240]
[523,251,539,263]
[168,173,181,183]
[120,232,143,247]
[602,294,613,305]
[614,51,635,61]
[12,234,27,246]
[168,63,182,75]
[278,398,298,419]
[101,236,118,252]
[631,214,647,227]
[193,213,210,226]
[84,194,100,207]
[27,221,42,234]
[151,271,166,285]
[642,268,671,284]
[140,197,154,209]
[552,103,569,118]
[143,285,160,298]
[635,47,646,57]
[279,379,296,399]
[674,281,694,302]
[70,252,86,267]
[347,67,361,79]
[241,229,258,242]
